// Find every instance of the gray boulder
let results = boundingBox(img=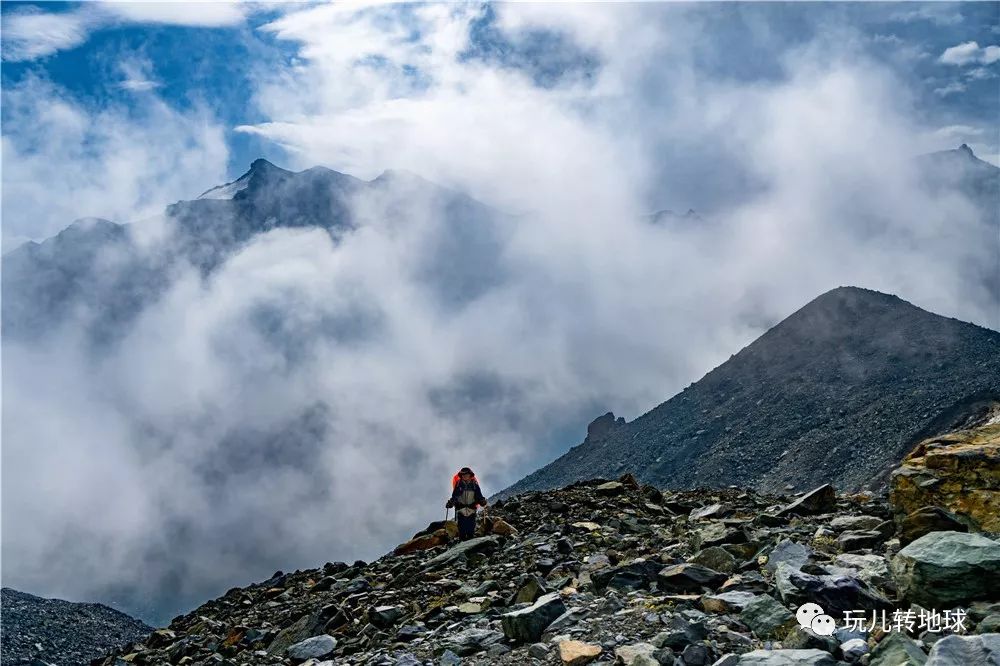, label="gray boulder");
[833,553,892,588]
[690,546,739,573]
[777,485,836,516]
[839,638,868,662]
[775,565,891,614]
[657,563,728,592]
[423,536,499,570]
[741,594,796,639]
[764,540,812,574]
[925,633,1000,665]
[286,635,336,661]
[591,560,662,591]
[437,627,504,656]
[500,592,566,642]
[868,632,927,666]
[891,531,1000,607]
